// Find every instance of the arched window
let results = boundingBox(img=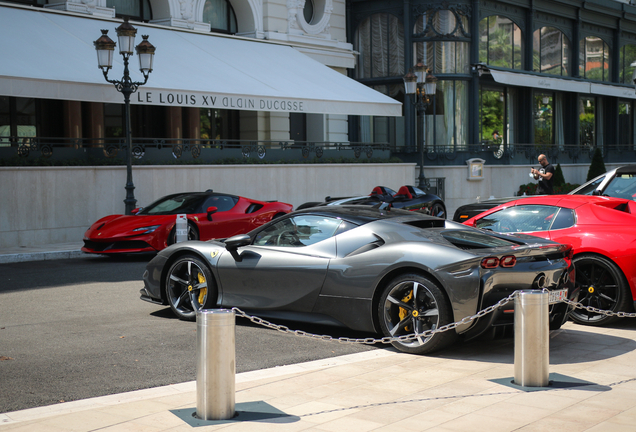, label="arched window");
[412,9,470,151]
[107,0,152,21]
[479,16,523,69]
[619,44,636,85]
[203,0,237,34]
[533,27,570,76]
[354,13,405,79]
[579,36,611,81]
[413,9,470,74]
